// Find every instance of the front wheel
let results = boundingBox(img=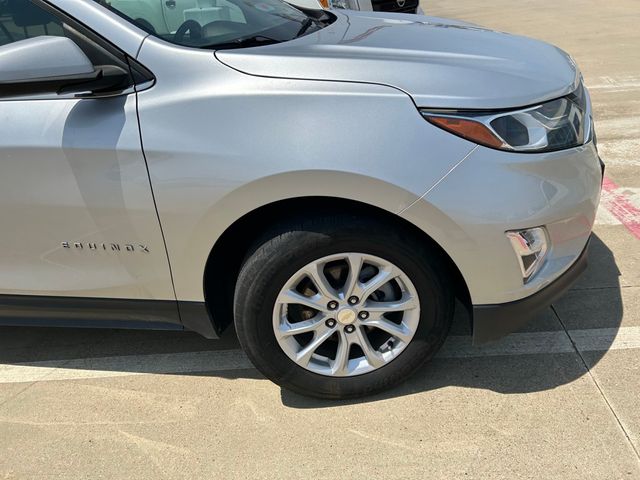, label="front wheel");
[233,215,454,399]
